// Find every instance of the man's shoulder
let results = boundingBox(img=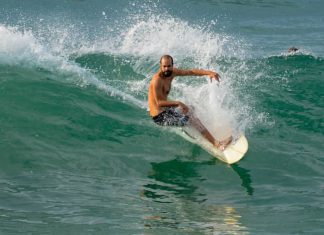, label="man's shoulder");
[150,73,161,86]
[151,73,160,82]
[152,72,160,79]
